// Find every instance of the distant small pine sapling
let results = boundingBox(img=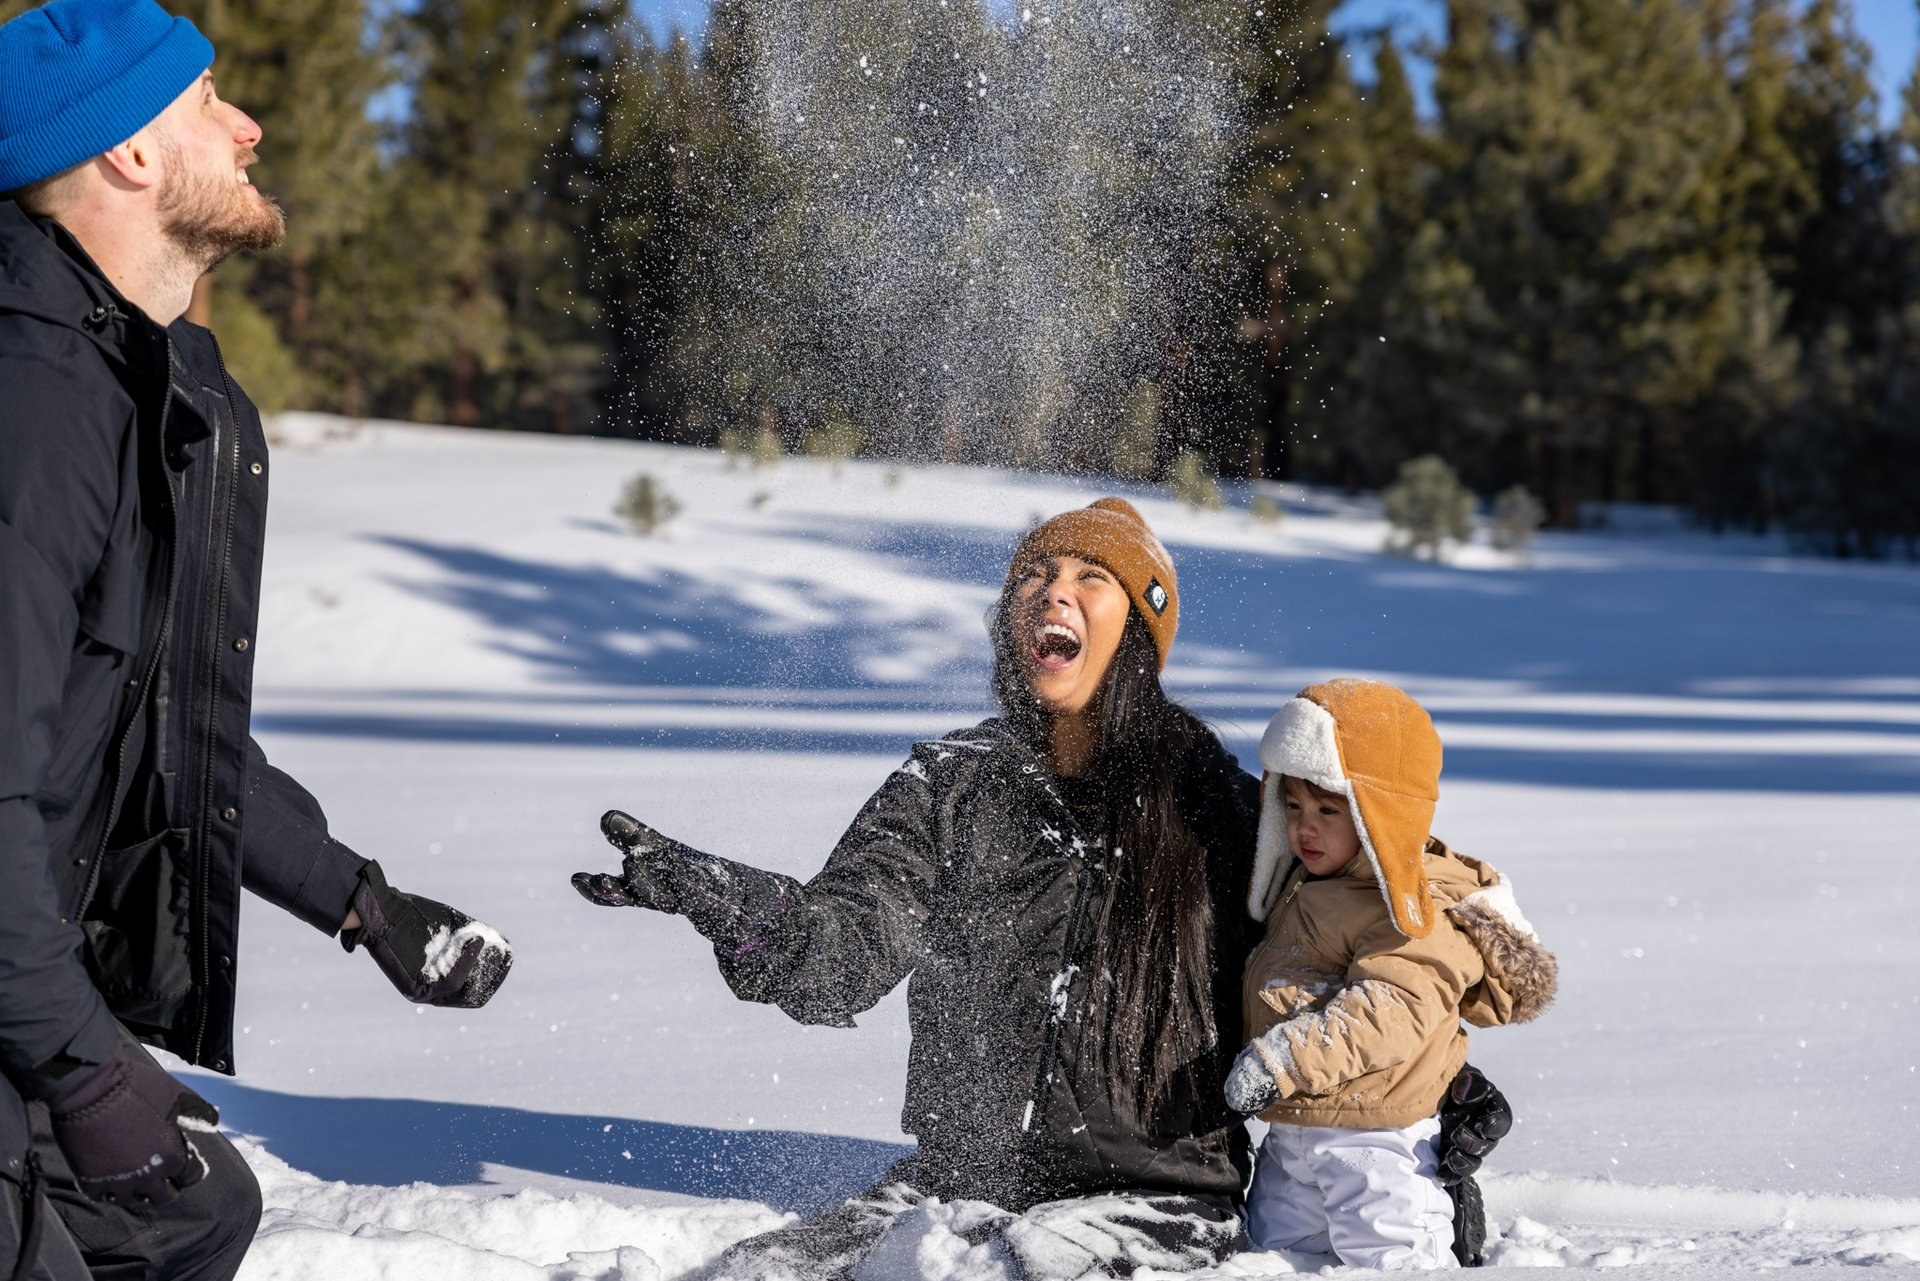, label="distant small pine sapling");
[1113,382,1161,480]
[1489,484,1546,558]
[1169,448,1225,512]
[1251,493,1286,527]
[751,428,784,471]
[801,407,865,478]
[1382,455,1474,560]
[616,472,682,536]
